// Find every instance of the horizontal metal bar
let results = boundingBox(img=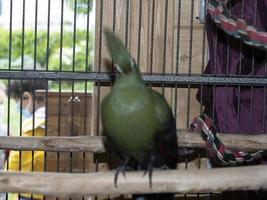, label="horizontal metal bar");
[0,70,267,86]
